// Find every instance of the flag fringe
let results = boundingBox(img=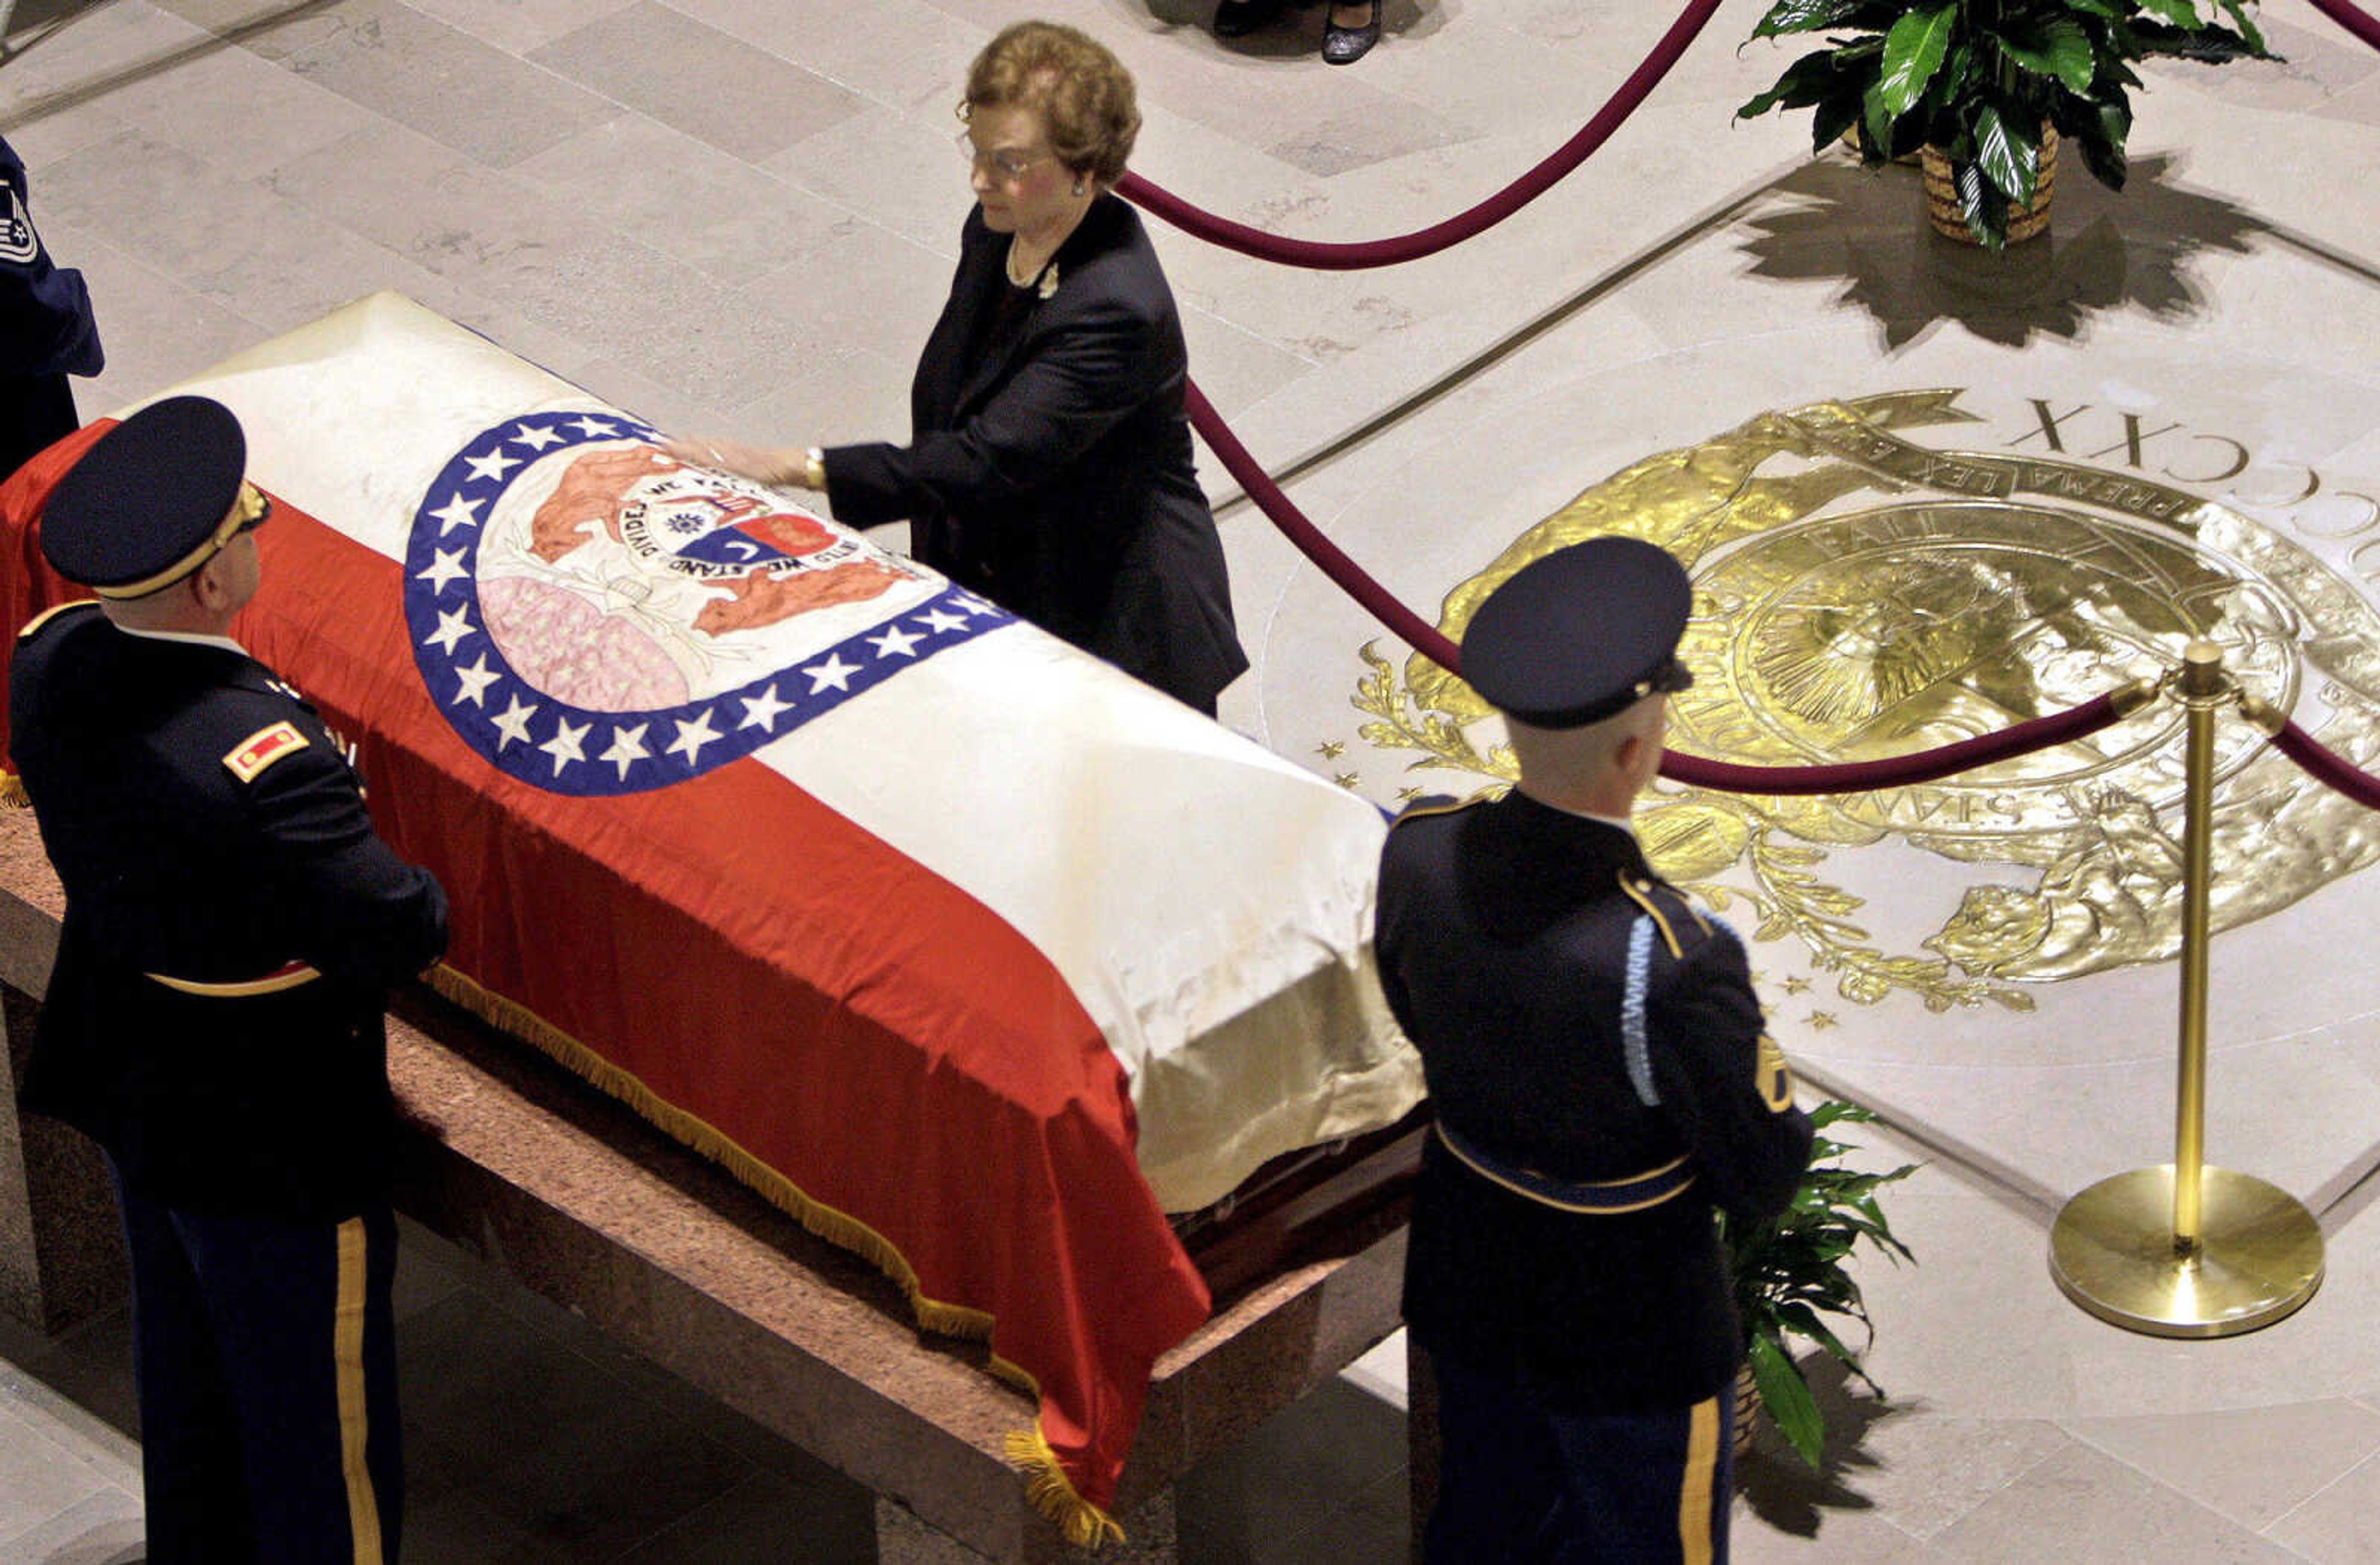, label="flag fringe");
[421,963,999,1342]
[1005,1422,1126,1550]
[1,770,28,809]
